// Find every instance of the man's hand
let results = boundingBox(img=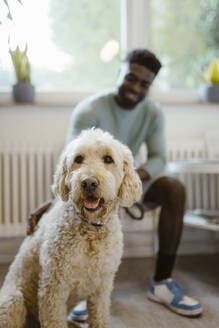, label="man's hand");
[136,168,150,181]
